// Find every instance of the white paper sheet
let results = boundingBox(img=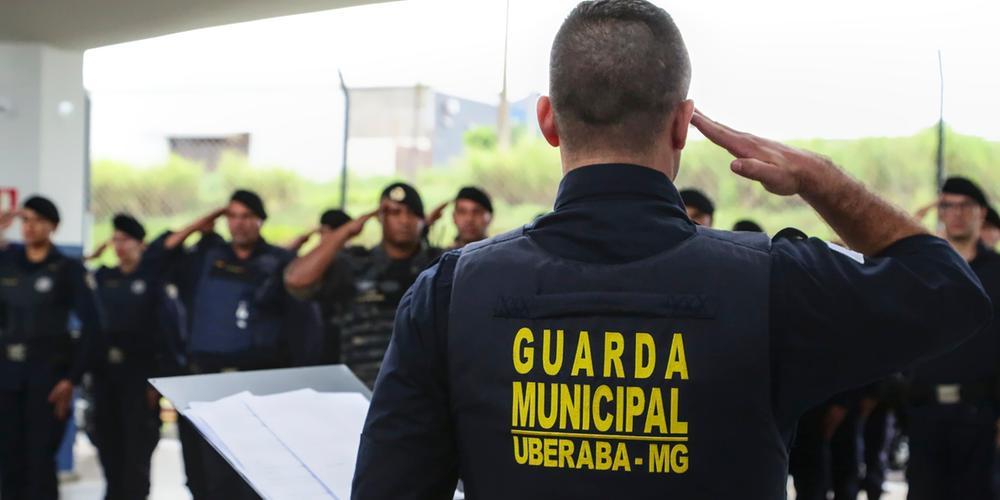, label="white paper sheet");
[183,390,362,500]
